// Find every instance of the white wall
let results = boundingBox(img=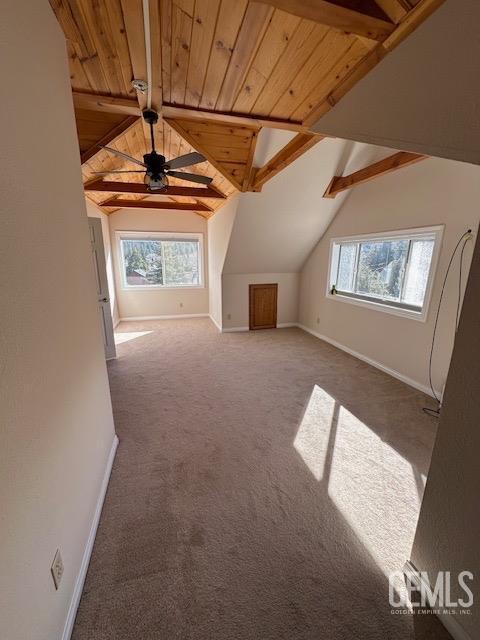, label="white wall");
[223,137,353,275]
[109,208,209,319]
[0,3,116,640]
[313,0,480,165]
[253,128,296,167]
[412,232,480,640]
[222,273,299,330]
[219,138,394,334]
[85,199,120,327]
[299,156,480,395]
[207,196,238,328]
